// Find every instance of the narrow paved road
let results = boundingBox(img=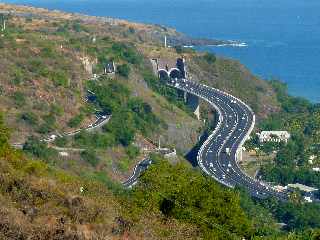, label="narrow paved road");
[169,78,288,201]
[122,158,152,188]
